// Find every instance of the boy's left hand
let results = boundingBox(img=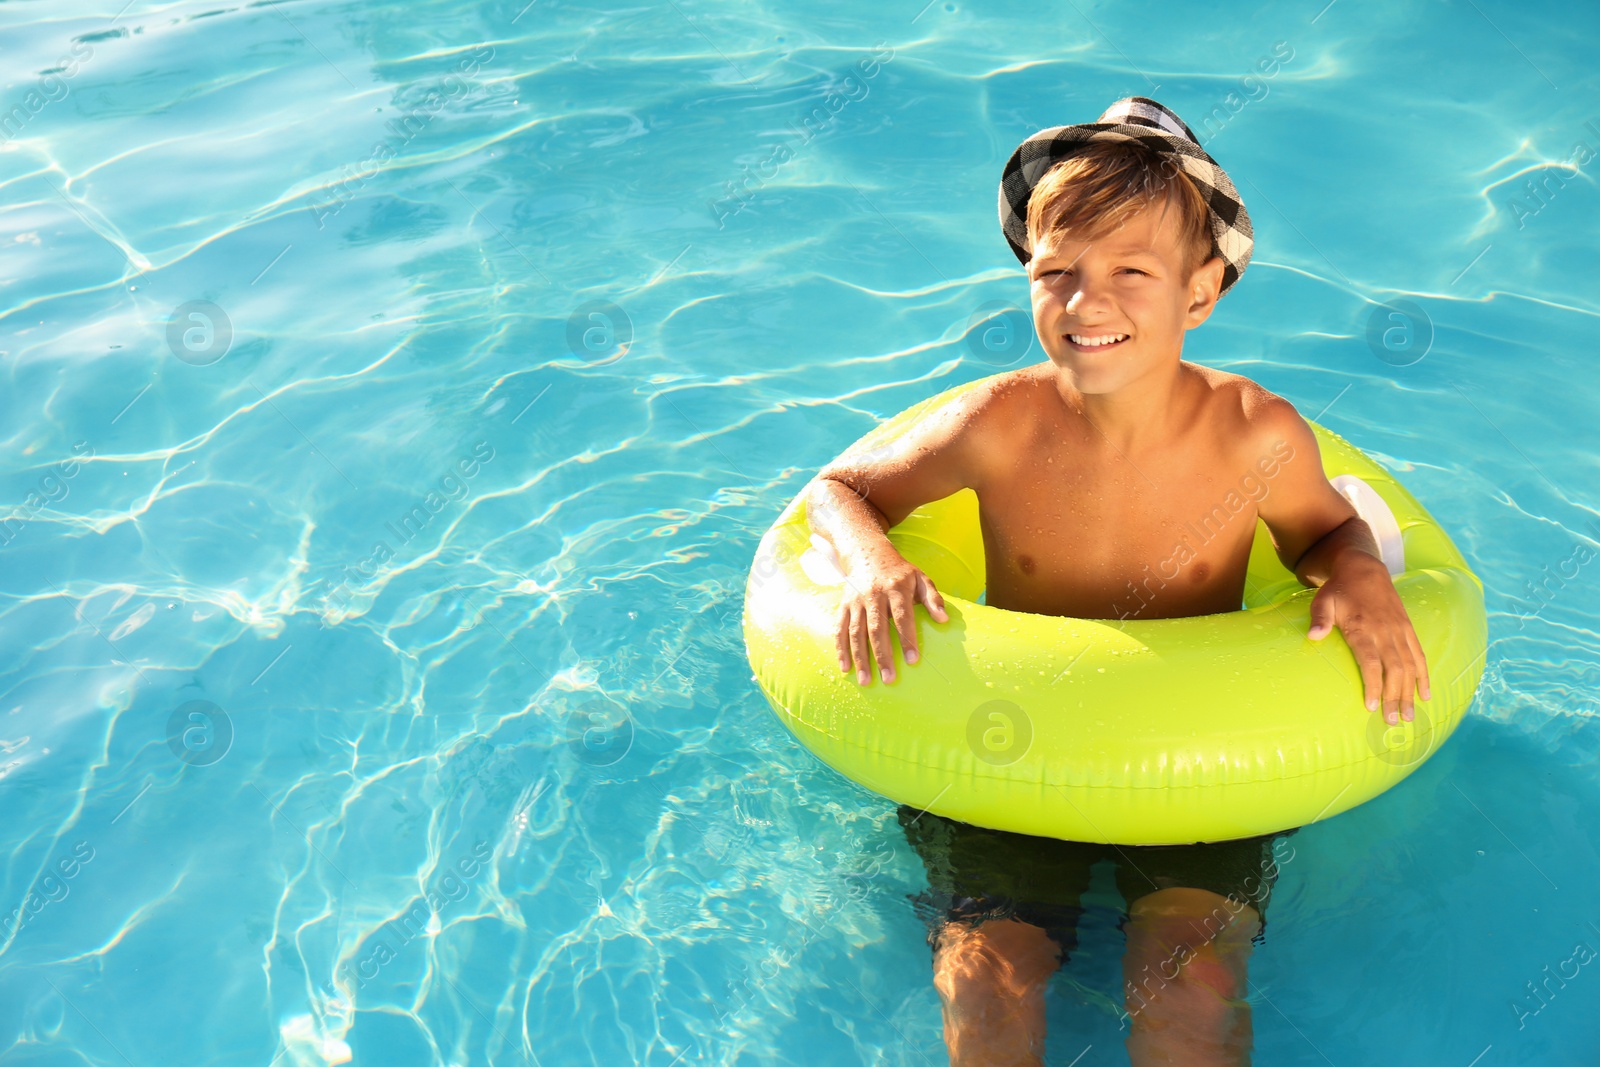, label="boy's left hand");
[1306,554,1431,725]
